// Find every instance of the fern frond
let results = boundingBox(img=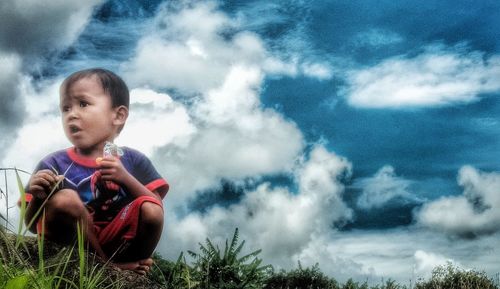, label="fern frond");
[205,238,220,260]
[187,250,198,259]
[239,248,261,263]
[229,227,239,254]
[223,238,229,261]
[233,239,245,259]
